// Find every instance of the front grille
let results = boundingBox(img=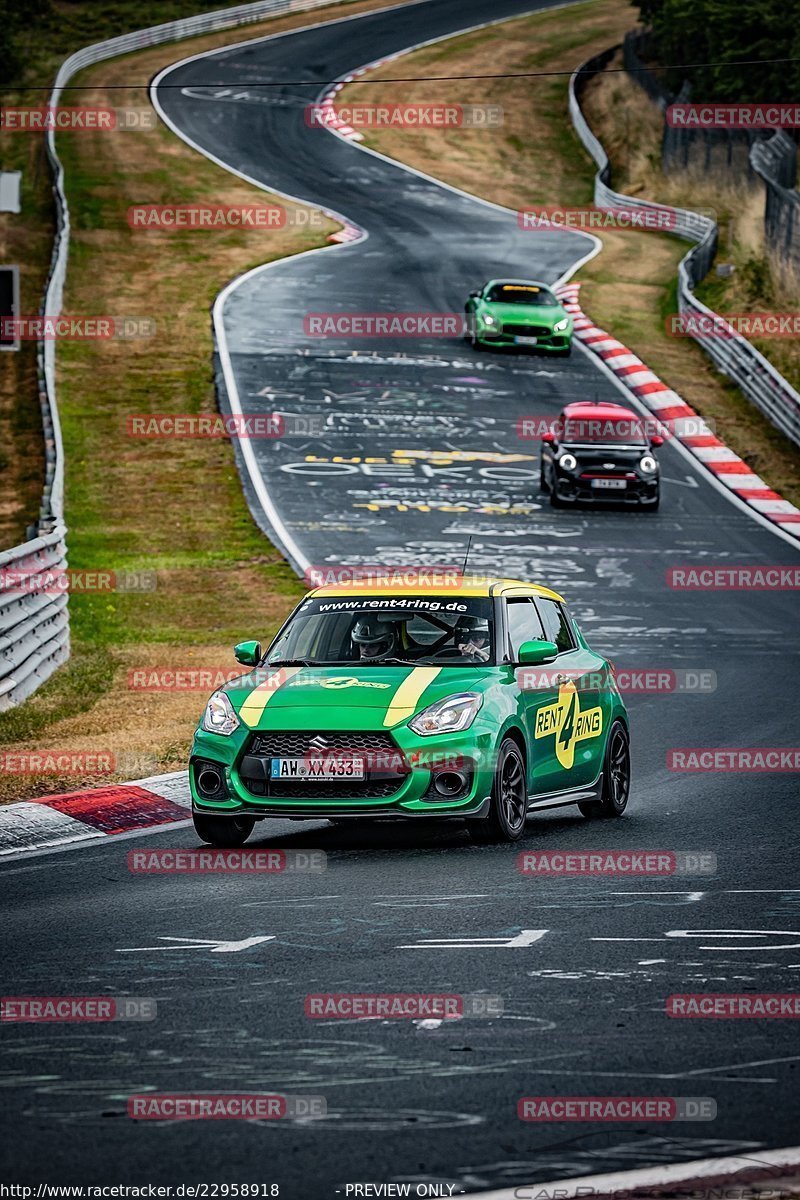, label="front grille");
[501,322,551,337]
[240,731,409,799]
